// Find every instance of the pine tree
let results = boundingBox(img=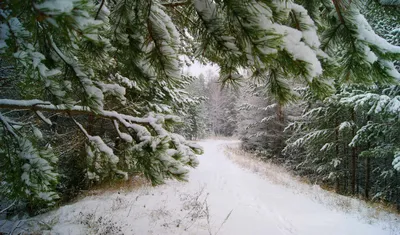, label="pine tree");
[284,87,357,194]
[238,79,304,158]
[175,74,208,140]
[1,0,400,212]
[205,77,238,136]
[0,0,202,211]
